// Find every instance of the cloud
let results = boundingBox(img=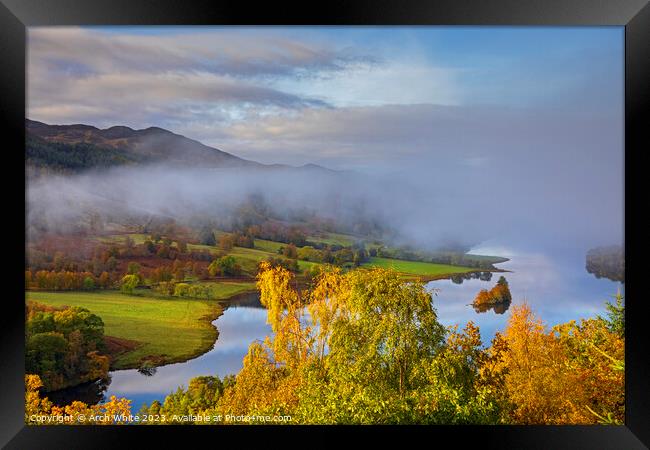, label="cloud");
[28,27,374,79]
[193,103,621,170]
[28,70,327,125]
[27,27,380,127]
[26,27,624,251]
